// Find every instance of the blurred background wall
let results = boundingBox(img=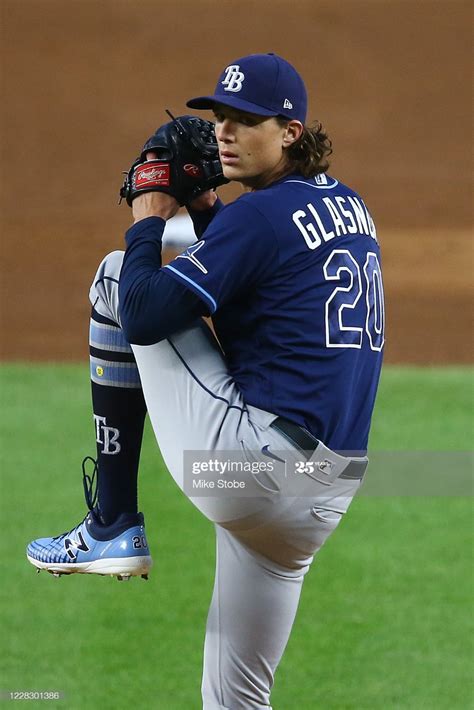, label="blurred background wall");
[0,0,472,363]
